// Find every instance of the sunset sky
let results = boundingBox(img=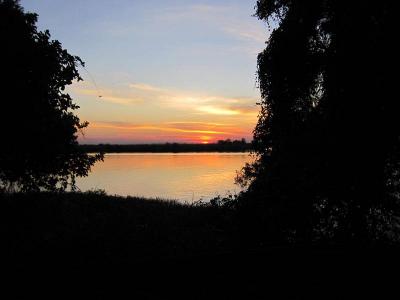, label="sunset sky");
[21,0,268,144]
